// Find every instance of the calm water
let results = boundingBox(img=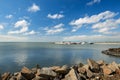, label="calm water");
[0,42,120,73]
